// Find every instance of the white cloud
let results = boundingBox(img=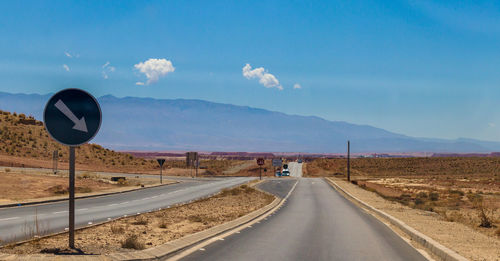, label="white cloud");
[134,58,175,85]
[135,82,145,86]
[293,83,302,89]
[64,51,79,58]
[102,61,116,79]
[242,63,282,90]
[63,64,70,72]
